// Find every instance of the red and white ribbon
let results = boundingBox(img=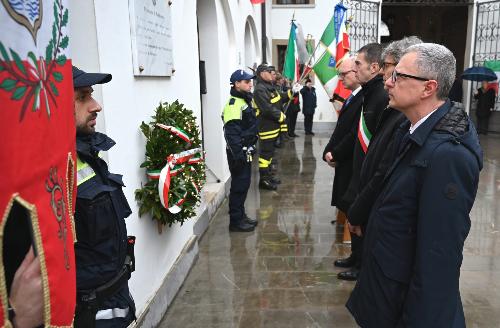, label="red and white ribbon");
[156,123,192,145]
